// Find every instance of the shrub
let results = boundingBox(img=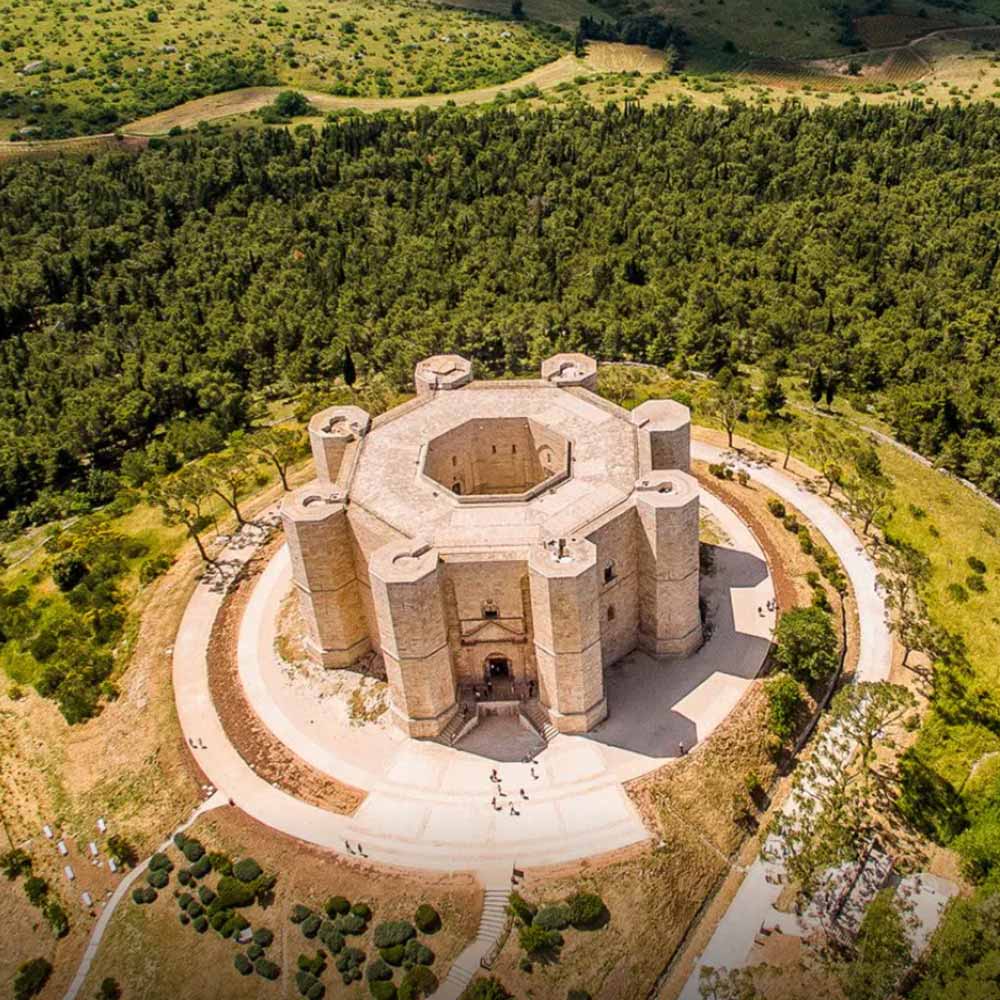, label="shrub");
[369,983,397,1000]
[567,891,606,929]
[147,869,169,889]
[182,839,205,863]
[319,922,345,954]
[567,991,592,1000]
[296,971,319,996]
[248,942,263,960]
[198,886,216,906]
[302,913,322,938]
[798,532,814,555]
[399,965,438,1000]
[187,900,203,918]
[367,958,394,982]
[326,895,351,916]
[782,514,800,533]
[216,876,256,908]
[24,876,48,905]
[336,912,367,934]
[773,606,838,682]
[149,853,172,872]
[967,573,987,593]
[380,945,405,966]
[735,468,750,487]
[765,672,804,741]
[352,901,372,920]
[193,915,209,933]
[298,952,326,976]
[947,582,969,603]
[179,912,190,925]
[173,833,187,851]
[233,858,263,883]
[96,978,120,1000]
[766,498,785,517]
[967,555,988,574]
[533,904,570,931]
[403,938,434,966]
[255,958,281,980]
[374,920,416,947]
[274,90,311,117]
[235,953,253,976]
[811,586,831,612]
[45,900,69,937]
[131,886,156,904]
[508,891,536,925]
[291,904,312,923]
[13,958,51,1000]
[336,946,366,980]
[208,852,232,875]
[413,903,440,933]
[177,869,192,886]
[518,923,563,957]
[177,892,193,909]
[190,856,211,878]
[253,927,274,947]
[463,977,512,999]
